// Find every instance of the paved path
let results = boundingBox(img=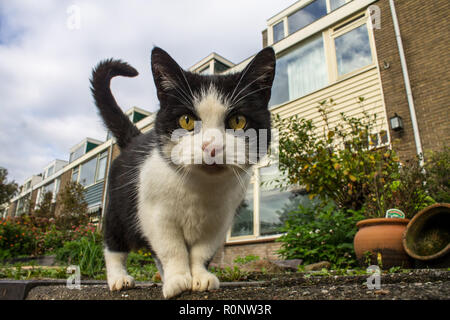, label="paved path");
[24,269,450,300]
